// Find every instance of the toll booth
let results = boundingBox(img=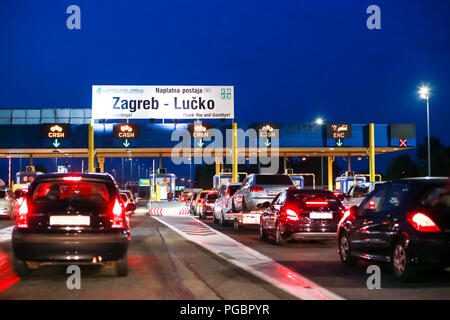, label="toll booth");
[288,175,305,189]
[335,171,366,194]
[213,172,247,190]
[150,171,176,201]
